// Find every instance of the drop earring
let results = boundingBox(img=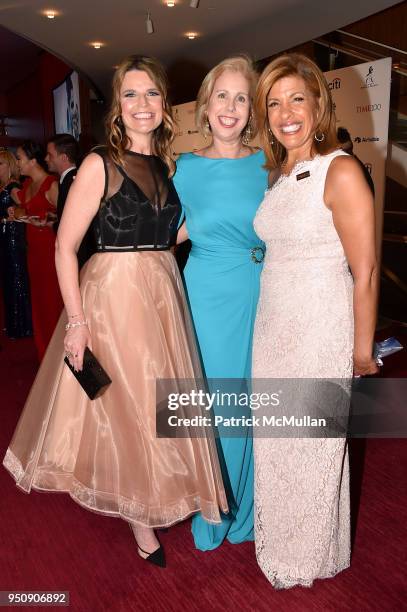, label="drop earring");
[242,115,253,145]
